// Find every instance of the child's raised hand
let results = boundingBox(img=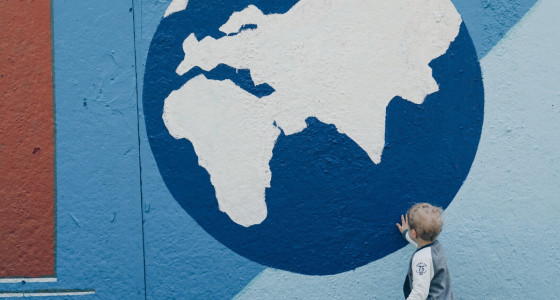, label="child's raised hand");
[396,214,409,234]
